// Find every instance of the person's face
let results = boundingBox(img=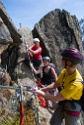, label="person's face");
[43,60,49,66]
[34,42,39,46]
[61,58,72,68]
